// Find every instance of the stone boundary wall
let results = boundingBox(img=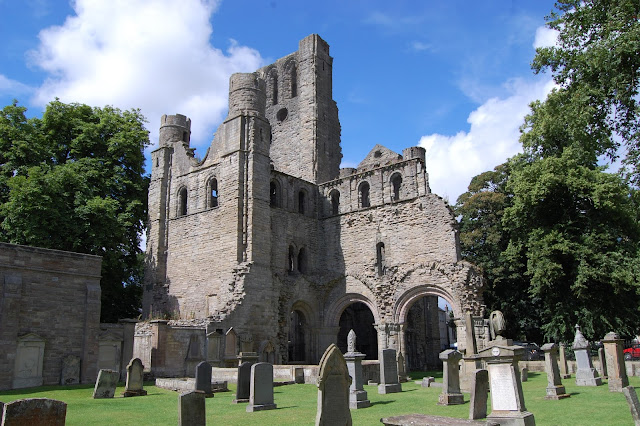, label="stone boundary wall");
[0,243,102,390]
